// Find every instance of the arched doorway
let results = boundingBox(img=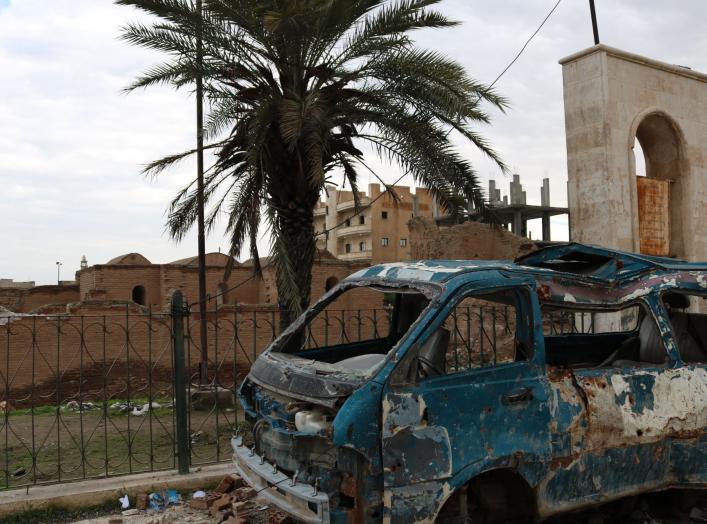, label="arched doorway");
[630,111,686,257]
[325,276,339,292]
[132,285,146,306]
